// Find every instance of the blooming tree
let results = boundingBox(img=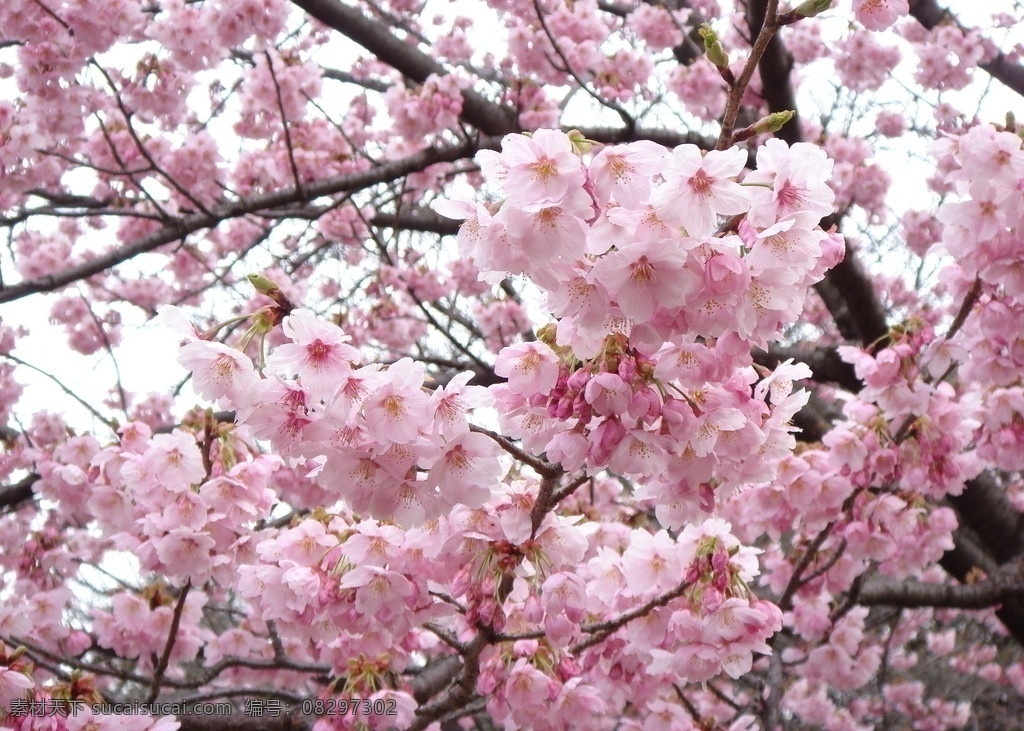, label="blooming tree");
[3,0,1024,729]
